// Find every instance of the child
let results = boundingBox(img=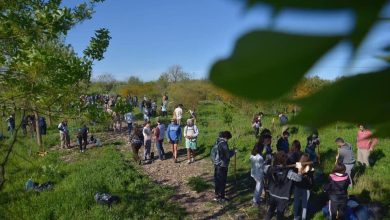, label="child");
[264,151,302,220]
[250,141,265,205]
[293,154,314,220]
[262,134,273,165]
[323,162,350,220]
